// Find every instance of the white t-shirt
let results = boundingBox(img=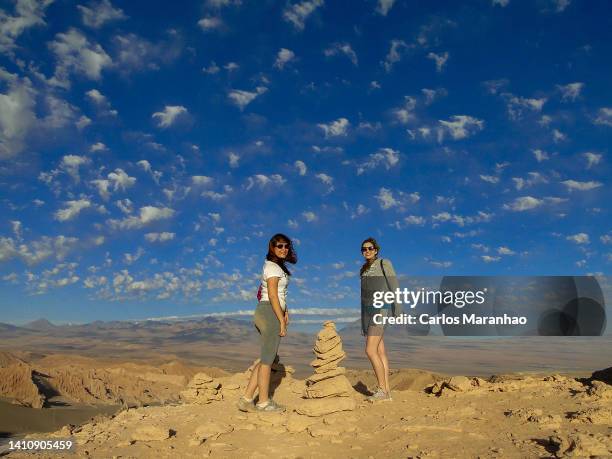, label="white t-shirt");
[259,260,289,311]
